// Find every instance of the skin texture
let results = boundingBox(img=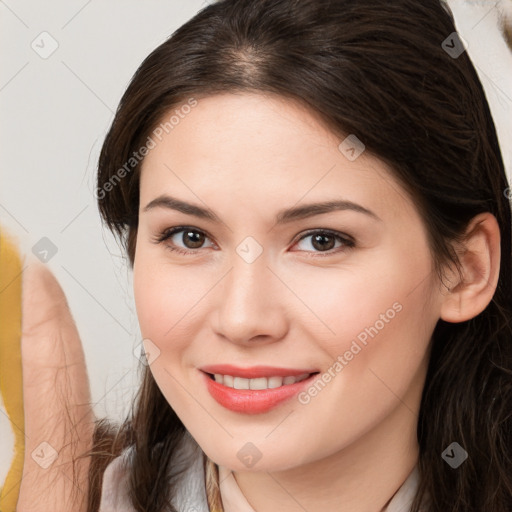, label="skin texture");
[17,259,93,512]
[133,92,501,511]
